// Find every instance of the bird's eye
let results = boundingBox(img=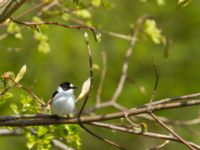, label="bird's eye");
[70,83,73,88]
